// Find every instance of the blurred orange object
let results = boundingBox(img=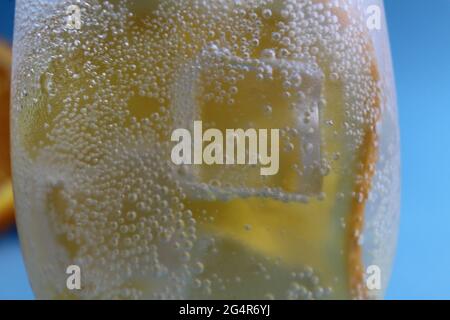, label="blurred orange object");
[0,41,14,232]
